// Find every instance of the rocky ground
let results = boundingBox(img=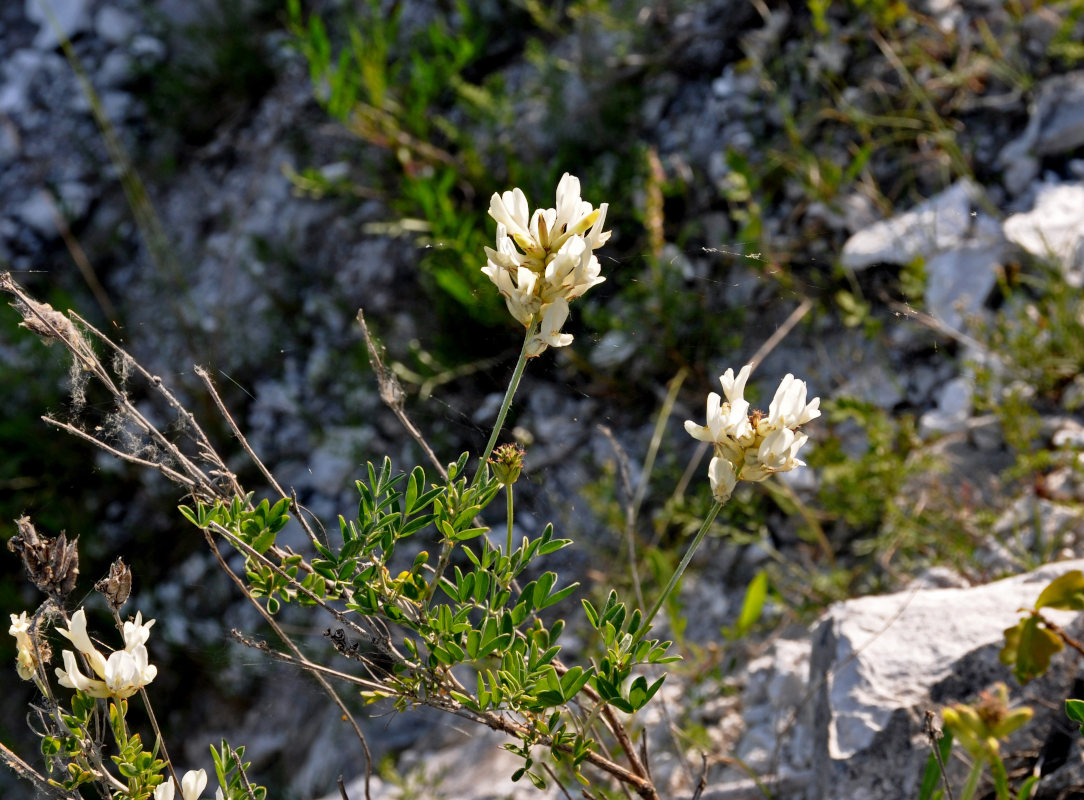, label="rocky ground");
[3,0,1084,798]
